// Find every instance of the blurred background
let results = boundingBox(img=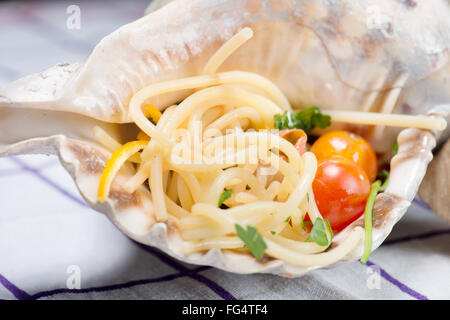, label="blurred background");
[0,0,449,300]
